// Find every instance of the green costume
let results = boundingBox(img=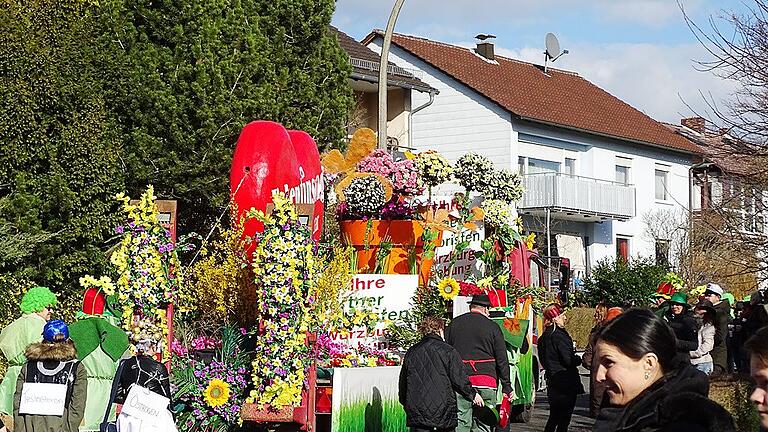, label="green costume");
[70,316,129,432]
[0,314,46,415]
